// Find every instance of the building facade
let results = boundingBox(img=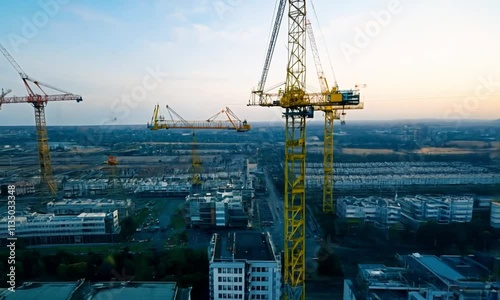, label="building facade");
[0,211,120,246]
[187,191,248,228]
[399,195,473,229]
[344,253,500,300]
[47,198,134,221]
[208,232,281,300]
[336,196,401,228]
[491,201,500,229]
